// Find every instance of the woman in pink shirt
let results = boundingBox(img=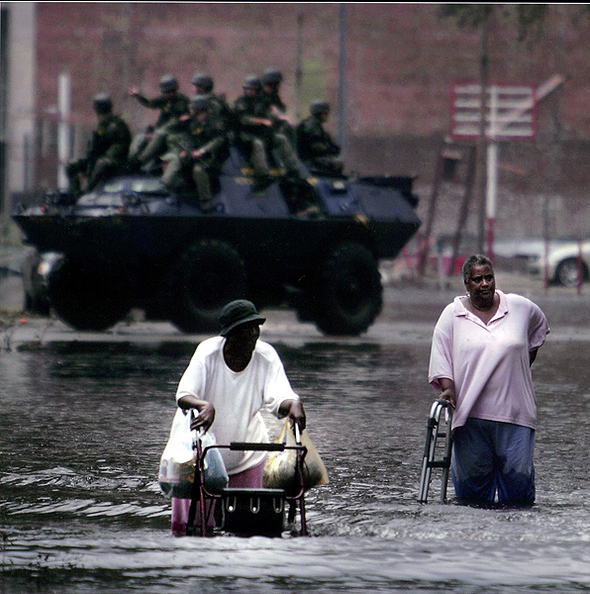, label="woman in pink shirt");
[428,254,549,506]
